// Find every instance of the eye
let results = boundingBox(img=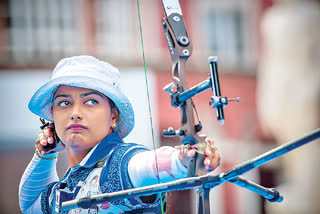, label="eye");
[58,100,70,107]
[85,99,98,105]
